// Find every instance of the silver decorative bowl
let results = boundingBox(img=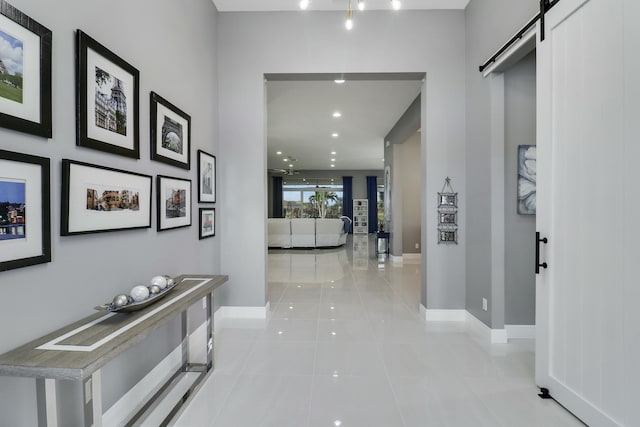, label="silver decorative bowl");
[95,277,182,313]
